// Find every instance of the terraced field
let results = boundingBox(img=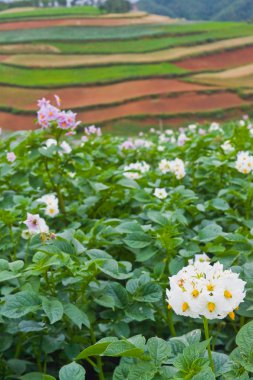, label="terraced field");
[0,7,253,131]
